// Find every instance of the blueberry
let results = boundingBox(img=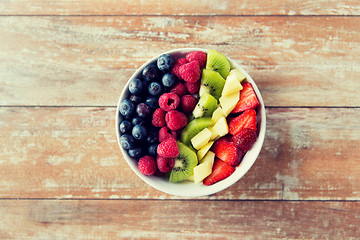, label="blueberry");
[157,54,174,73]
[119,120,132,134]
[142,64,160,82]
[162,73,177,88]
[128,78,144,95]
[136,103,152,118]
[119,134,135,150]
[119,99,135,117]
[129,95,143,104]
[132,124,148,141]
[147,128,158,143]
[148,82,162,96]
[132,116,144,126]
[147,143,158,157]
[145,96,159,109]
[128,147,144,159]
